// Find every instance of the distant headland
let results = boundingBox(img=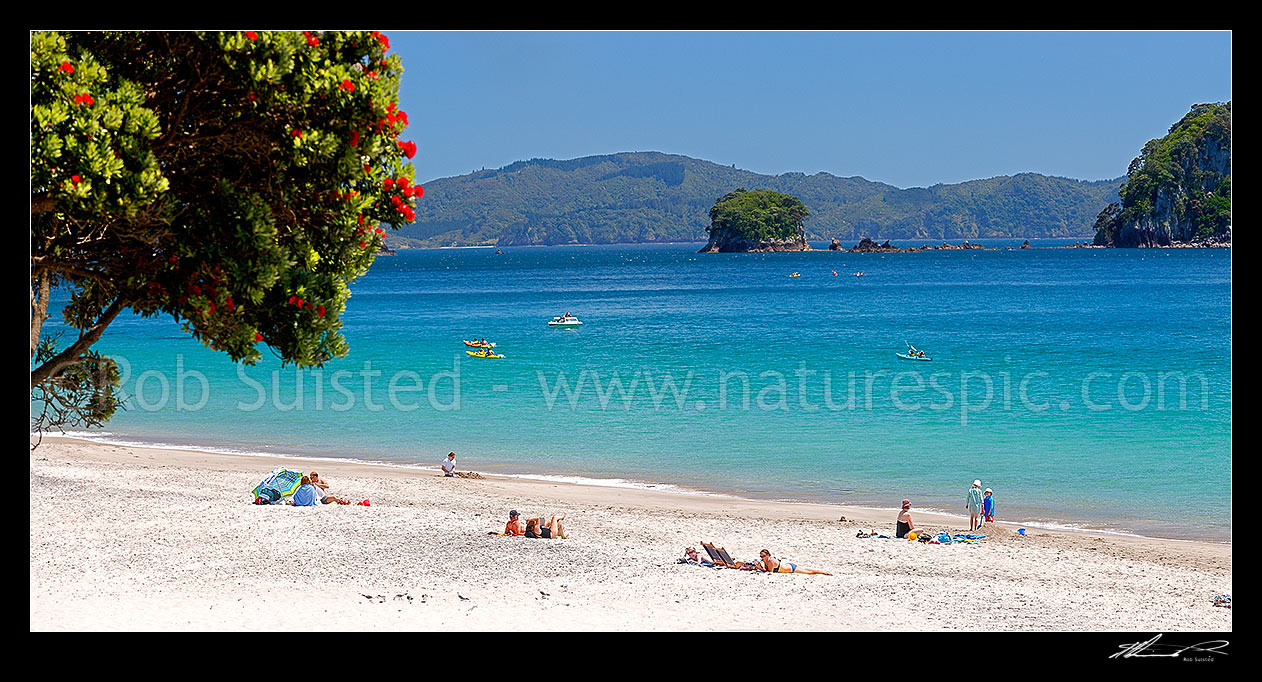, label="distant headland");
[393,152,1122,249]
[1091,102,1231,248]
